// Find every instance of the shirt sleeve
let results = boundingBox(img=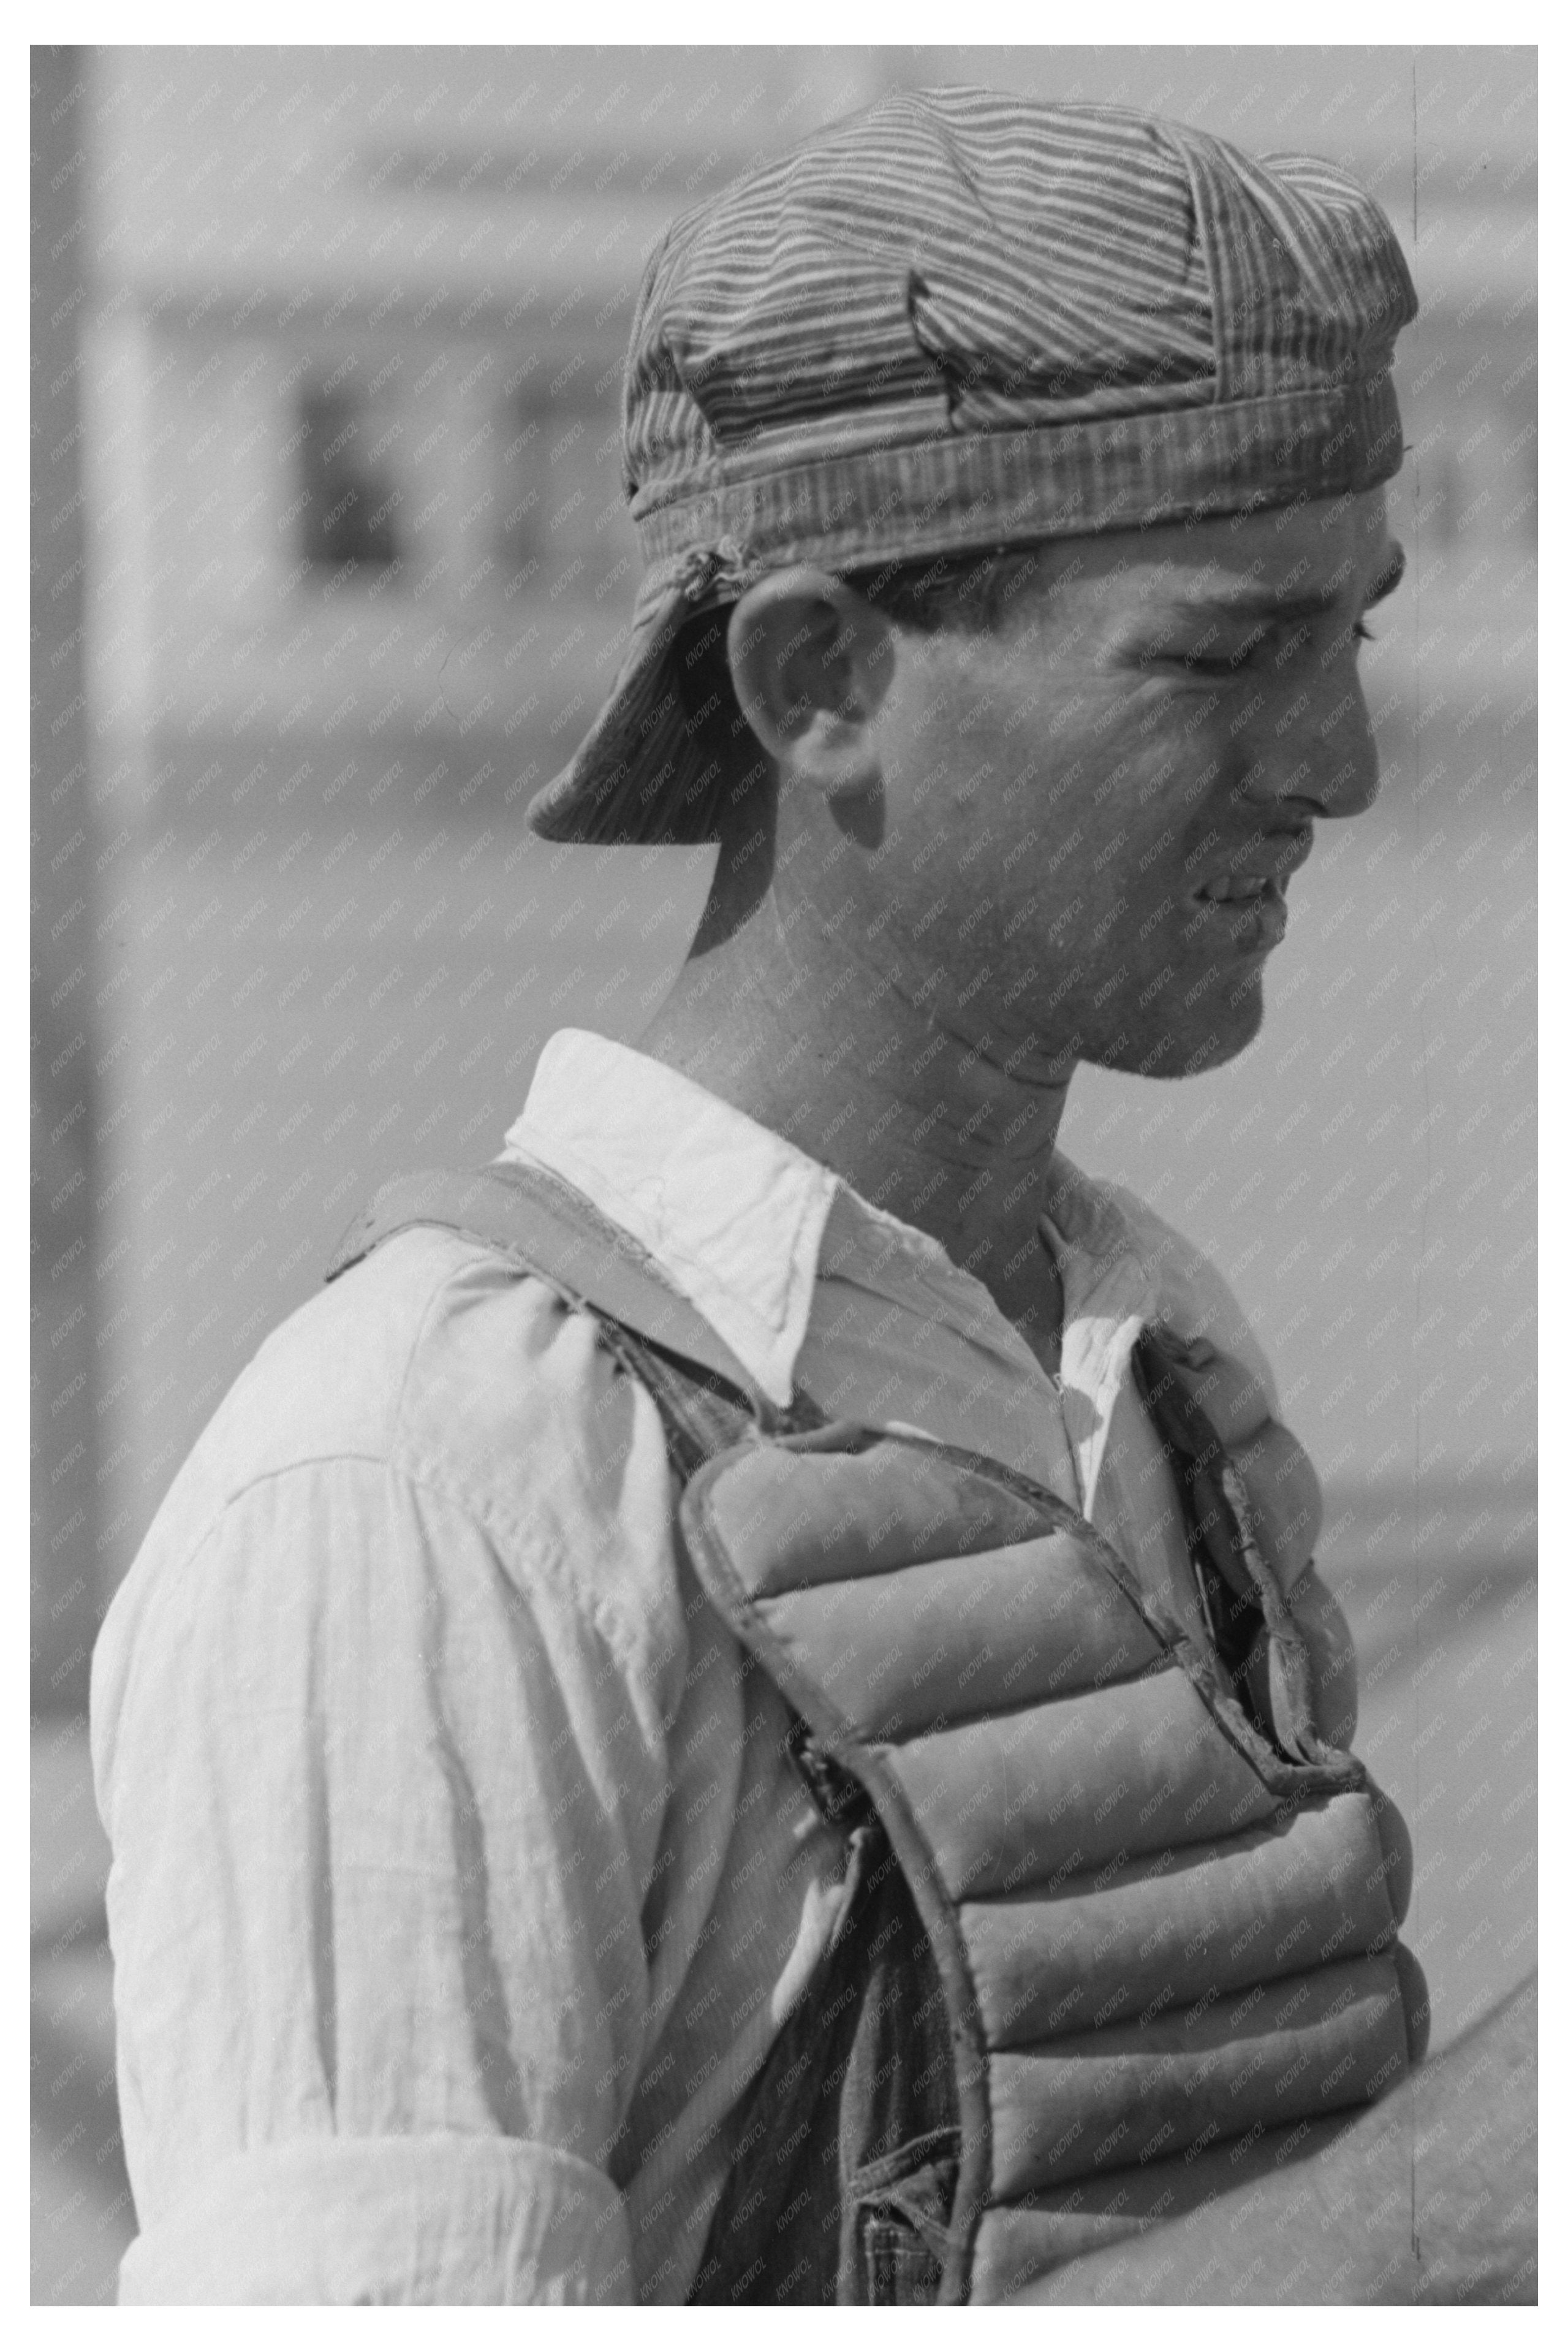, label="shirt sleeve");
[91,1434,680,2304]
